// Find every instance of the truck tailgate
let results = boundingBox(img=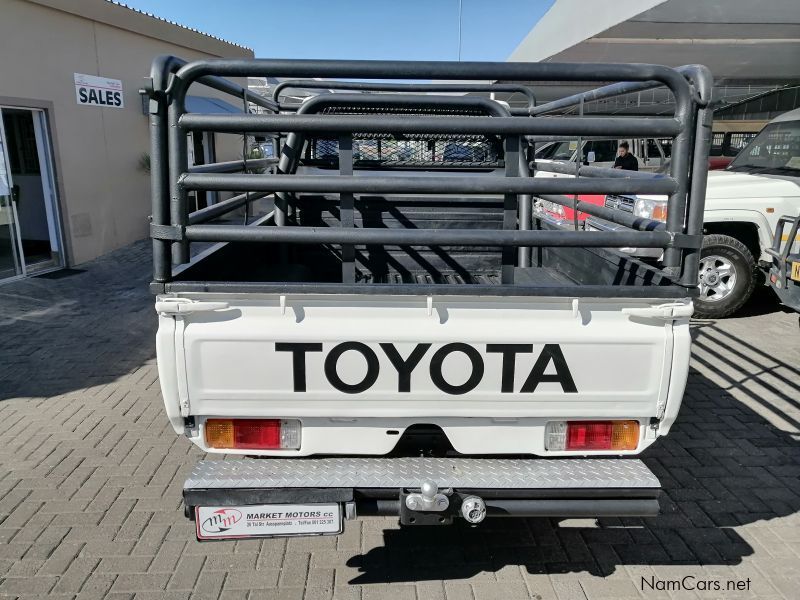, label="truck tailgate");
[158,293,689,424]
